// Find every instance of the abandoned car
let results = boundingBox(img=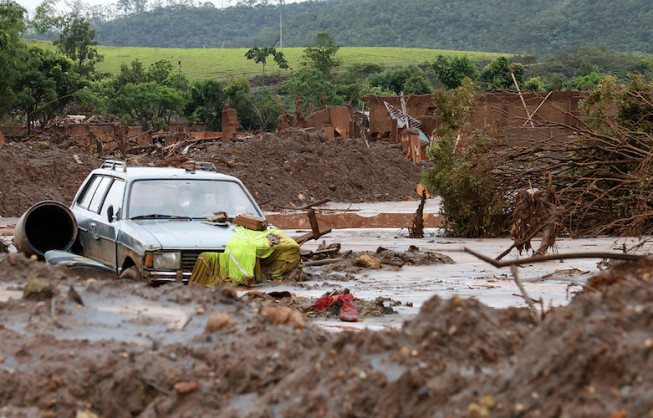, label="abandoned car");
[70,160,264,282]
